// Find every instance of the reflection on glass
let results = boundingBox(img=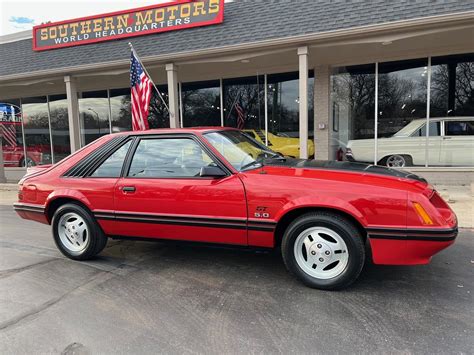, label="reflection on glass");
[266,71,315,158]
[22,96,52,166]
[430,54,474,167]
[331,64,375,161]
[223,75,264,131]
[79,90,110,146]
[182,80,220,127]
[49,94,70,163]
[376,59,428,166]
[0,98,25,167]
[110,88,132,133]
[148,86,169,128]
